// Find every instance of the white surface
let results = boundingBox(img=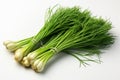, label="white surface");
[0,0,120,80]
